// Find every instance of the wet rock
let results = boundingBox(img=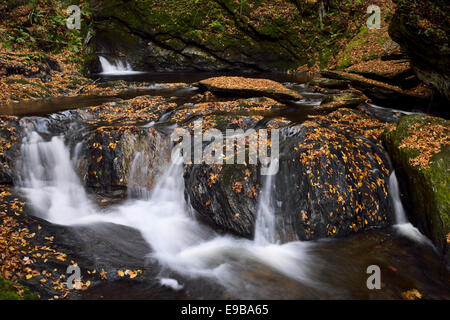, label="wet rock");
[315,91,365,112]
[271,110,394,242]
[185,163,261,237]
[197,77,301,102]
[66,96,175,194]
[309,77,350,89]
[175,96,288,237]
[178,110,267,237]
[76,126,171,194]
[183,108,395,241]
[383,114,450,254]
[320,70,430,108]
[171,97,287,126]
[75,95,177,125]
[0,116,22,184]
